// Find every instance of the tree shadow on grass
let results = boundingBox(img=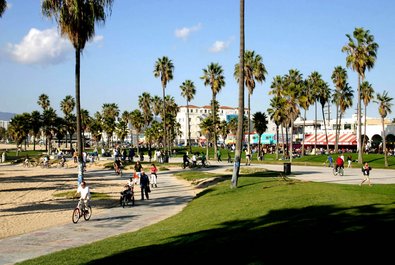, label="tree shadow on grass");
[85,201,395,265]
